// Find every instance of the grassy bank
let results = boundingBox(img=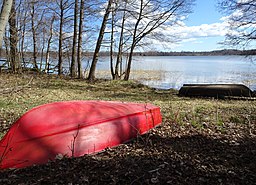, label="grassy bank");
[0,73,255,184]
